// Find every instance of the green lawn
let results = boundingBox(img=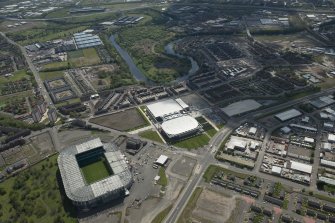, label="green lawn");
[39,71,64,81]
[151,205,172,223]
[68,48,101,67]
[80,158,112,184]
[0,69,31,84]
[206,128,217,137]
[203,165,248,183]
[139,130,164,143]
[157,167,168,187]
[55,98,82,108]
[42,61,69,71]
[173,134,210,150]
[177,187,203,223]
[0,155,77,223]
